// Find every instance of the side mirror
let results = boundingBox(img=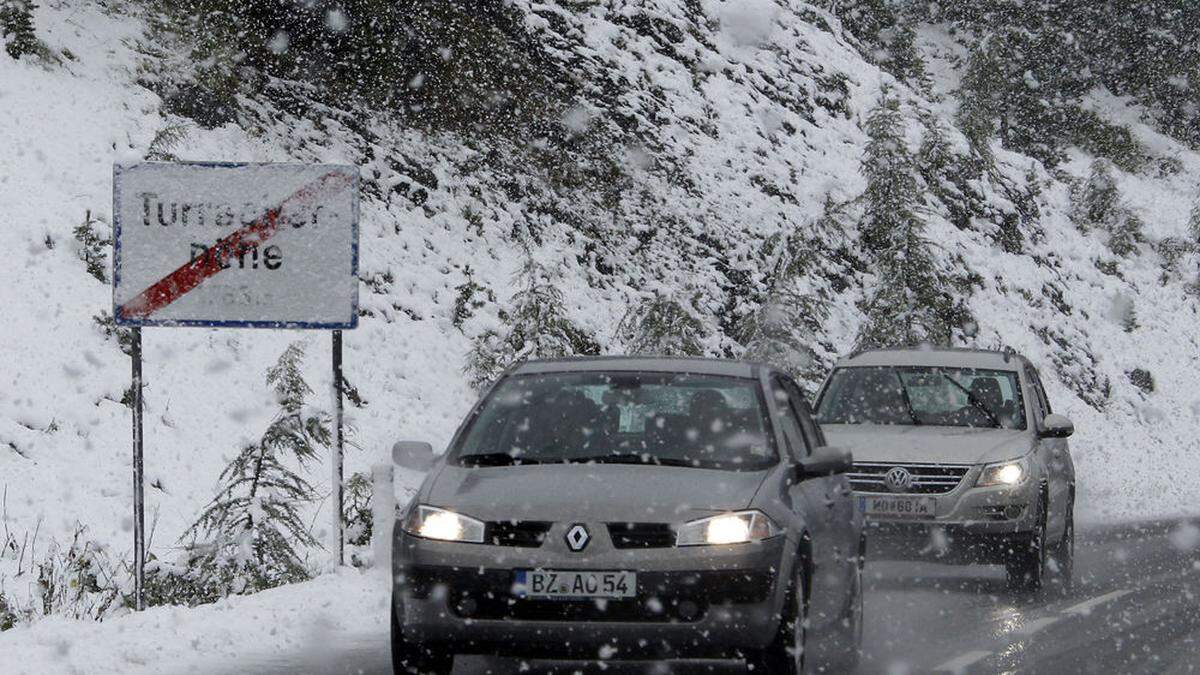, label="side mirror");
[1040,414,1075,439]
[392,441,436,472]
[796,446,854,479]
